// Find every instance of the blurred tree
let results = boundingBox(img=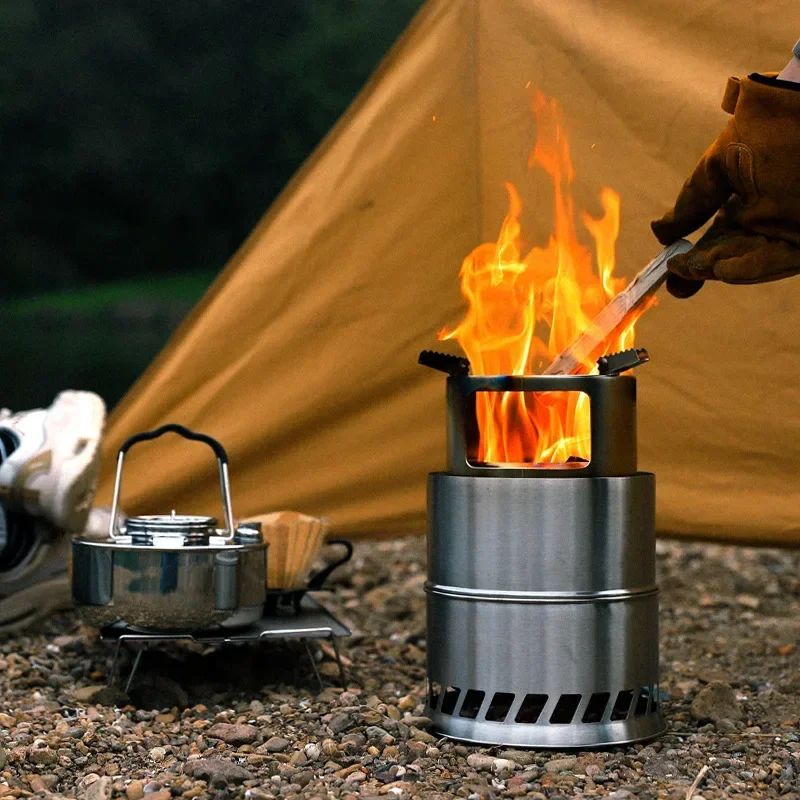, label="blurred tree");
[0,0,424,296]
